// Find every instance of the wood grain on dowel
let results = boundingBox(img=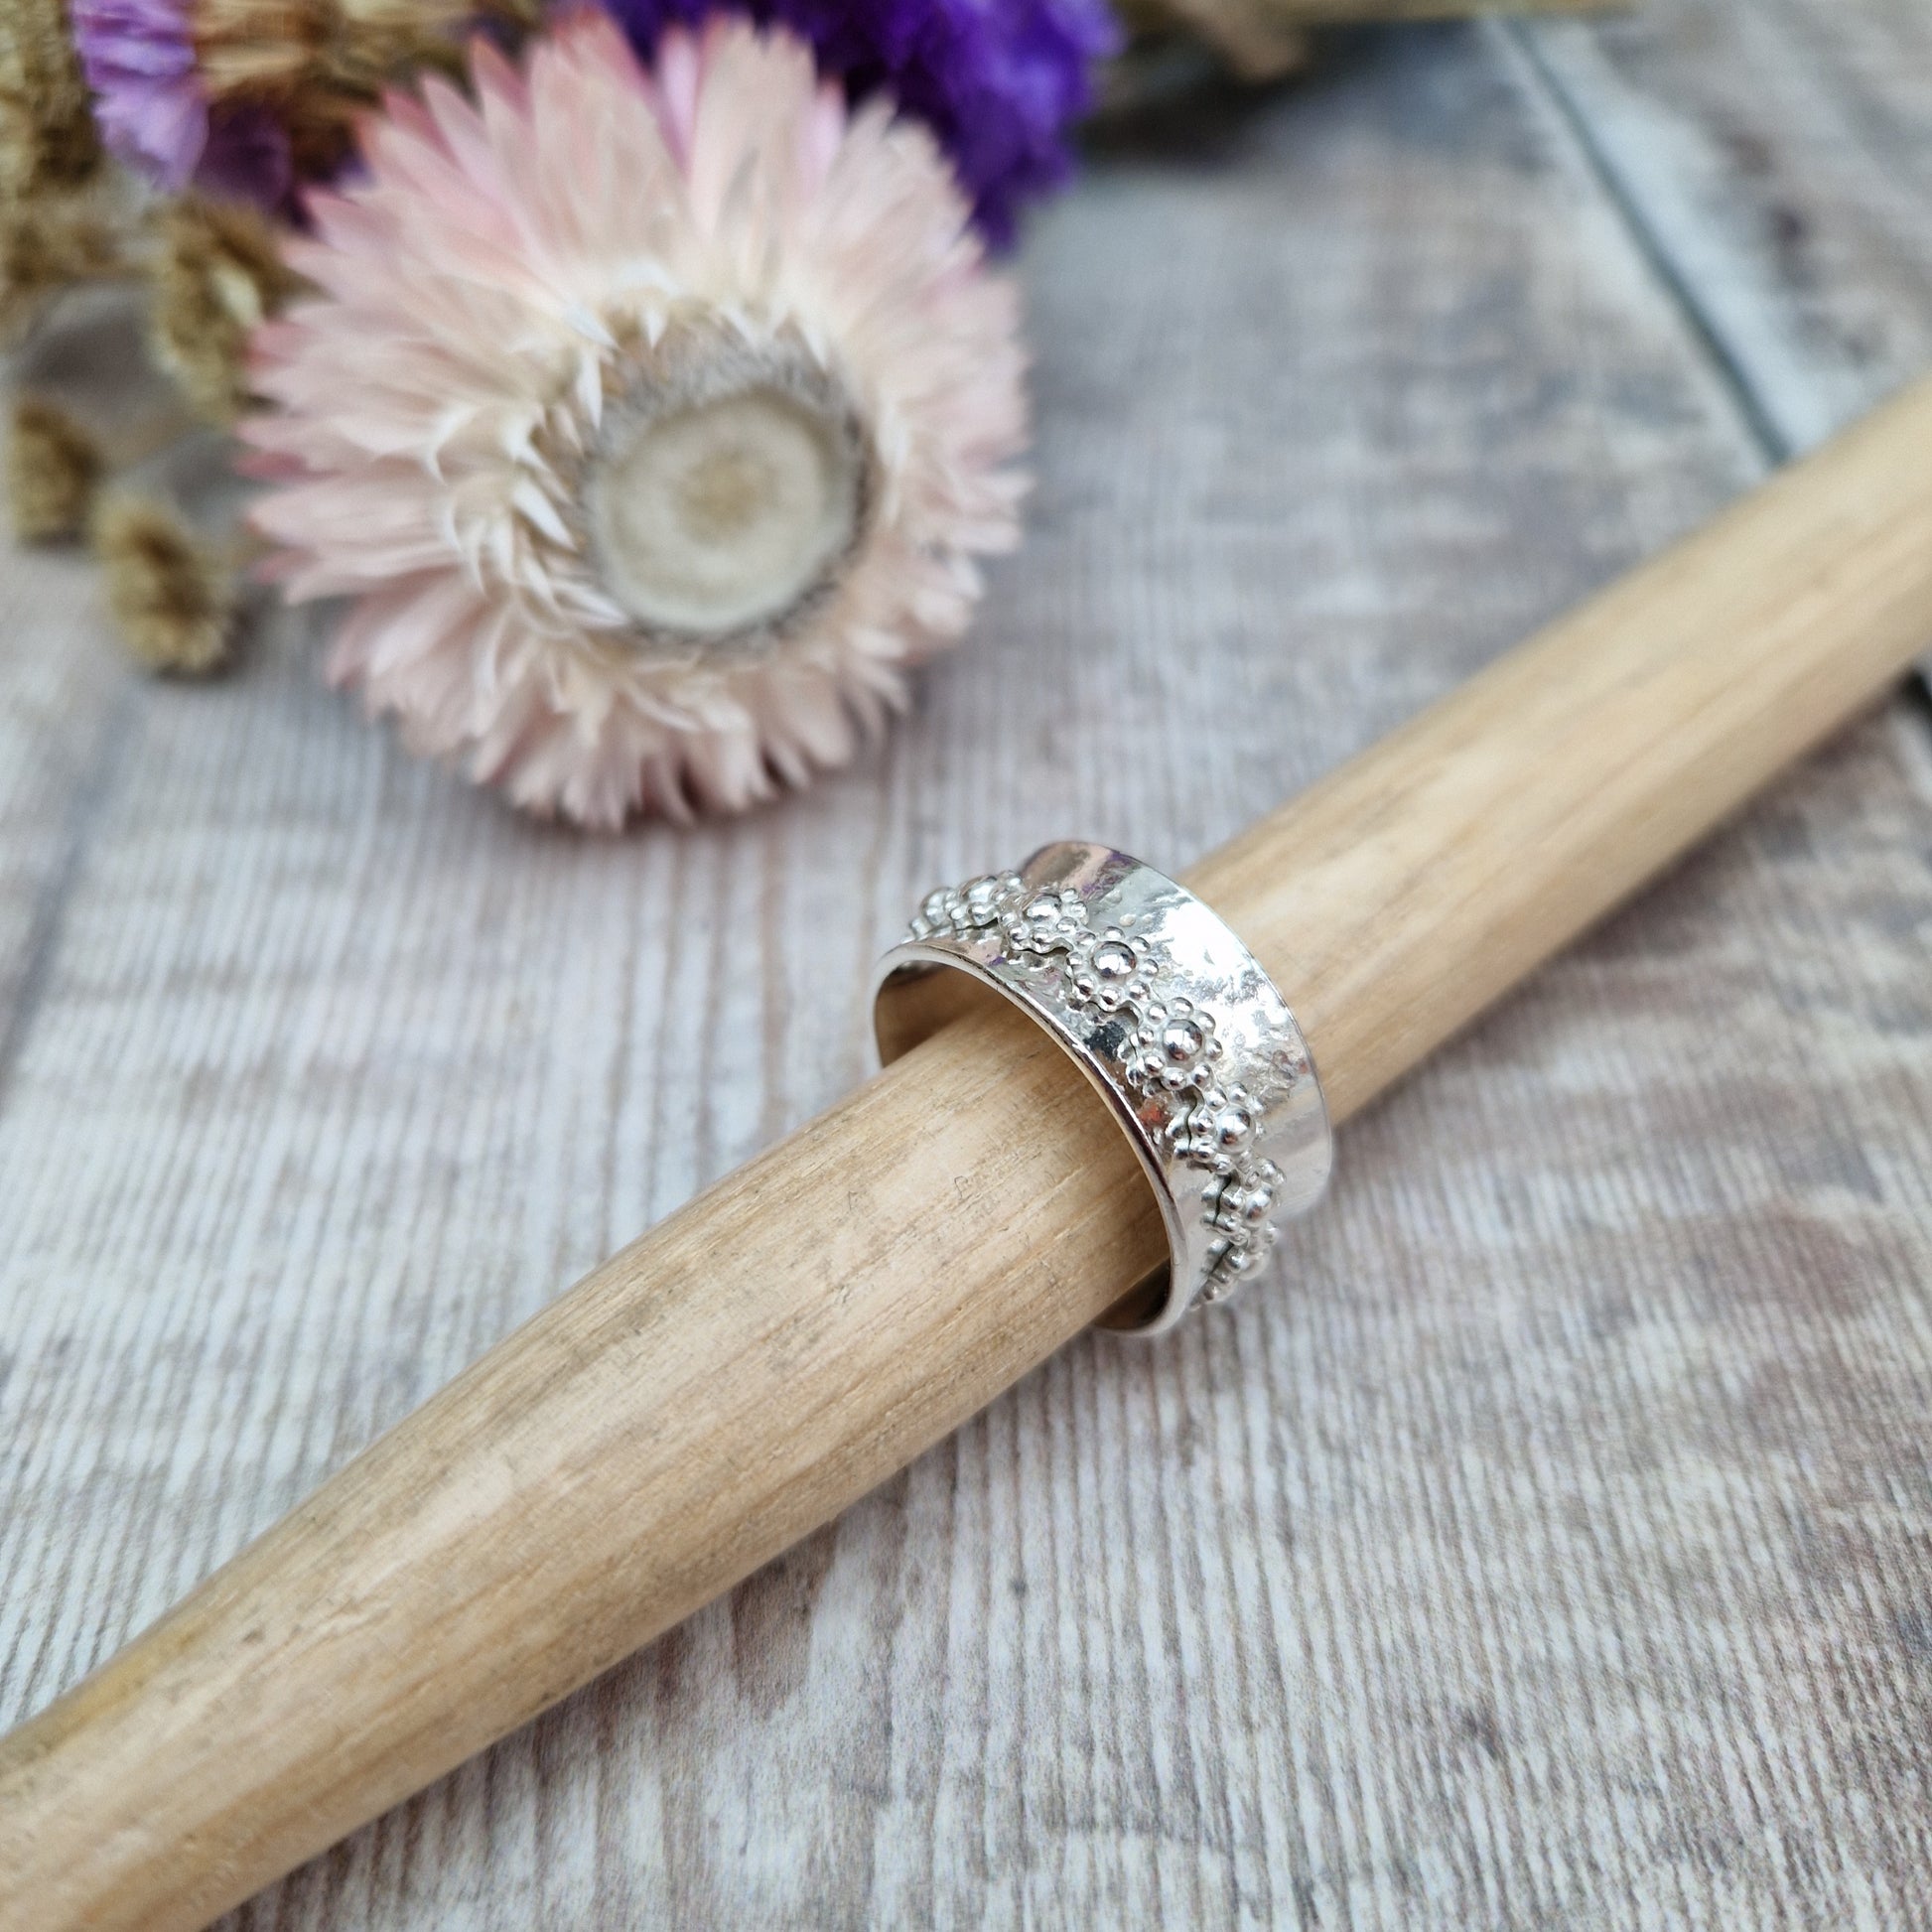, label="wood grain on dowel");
[4,374,1932,1932]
